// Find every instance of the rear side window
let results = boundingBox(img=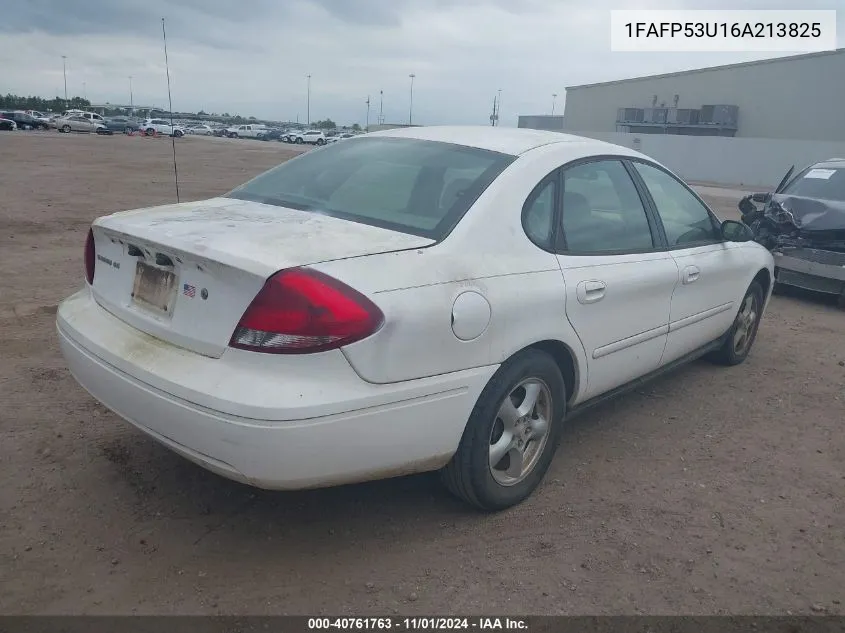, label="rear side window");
[782,167,845,201]
[226,137,516,239]
[560,160,654,253]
